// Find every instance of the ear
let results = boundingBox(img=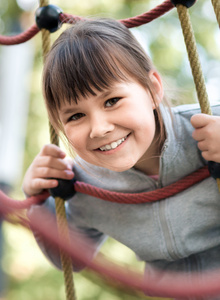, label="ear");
[149,70,164,108]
